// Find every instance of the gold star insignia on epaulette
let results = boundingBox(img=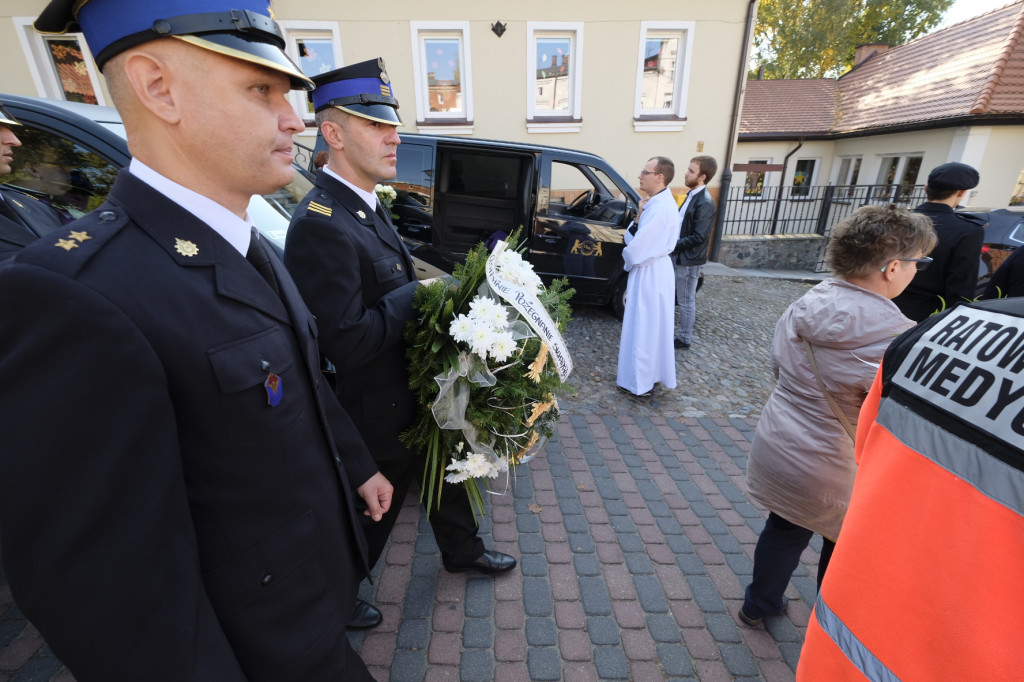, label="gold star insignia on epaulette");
[174,238,199,257]
[69,230,91,242]
[55,238,78,251]
[356,210,366,219]
[307,201,332,217]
